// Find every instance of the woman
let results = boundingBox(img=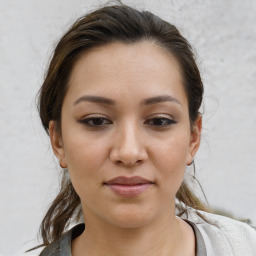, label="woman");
[30,3,255,256]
